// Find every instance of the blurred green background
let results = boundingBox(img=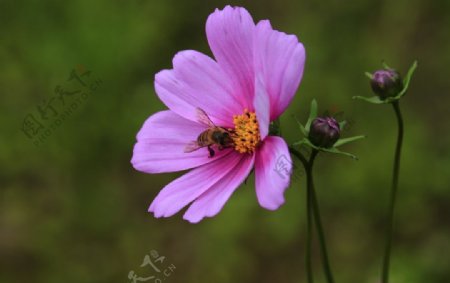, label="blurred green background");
[1,0,449,282]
